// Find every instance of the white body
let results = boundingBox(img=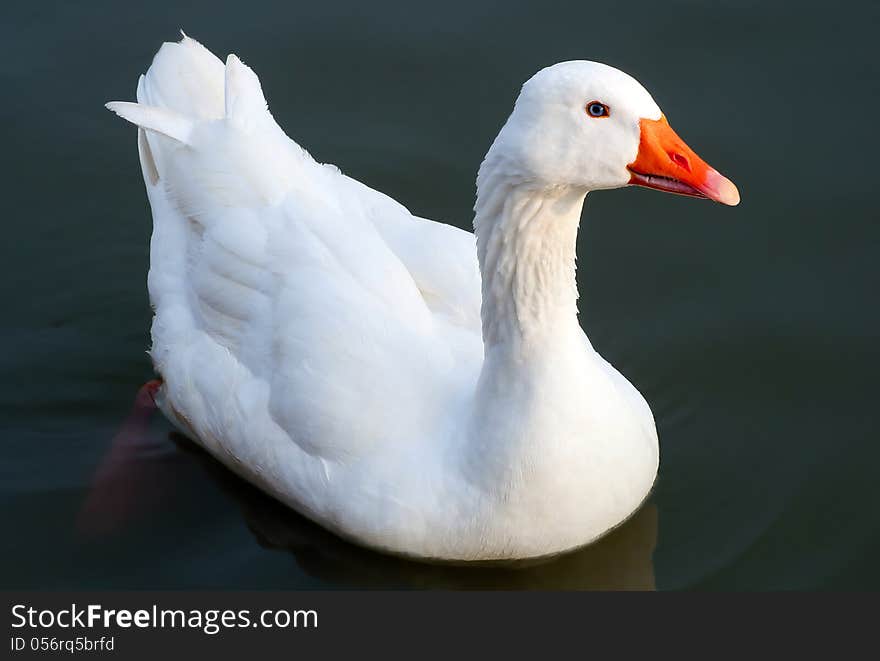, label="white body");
[109,37,659,560]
